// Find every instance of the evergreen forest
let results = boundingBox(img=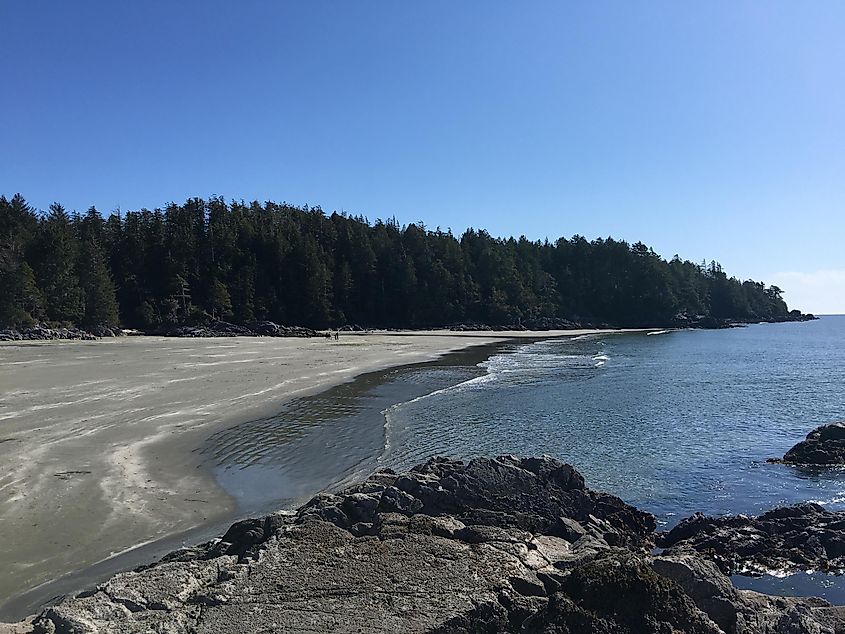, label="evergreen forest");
[0,194,802,331]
